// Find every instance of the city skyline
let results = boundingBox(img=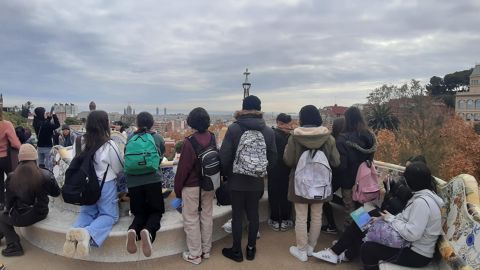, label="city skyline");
[1,1,480,112]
